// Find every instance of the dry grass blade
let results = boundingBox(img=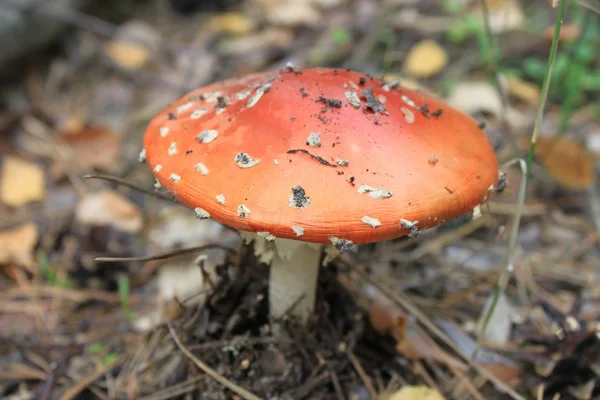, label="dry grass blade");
[526,0,567,180]
[475,159,528,356]
[477,0,519,154]
[59,356,125,400]
[167,323,263,400]
[95,243,236,263]
[575,0,600,13]
[83,174,175,202]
